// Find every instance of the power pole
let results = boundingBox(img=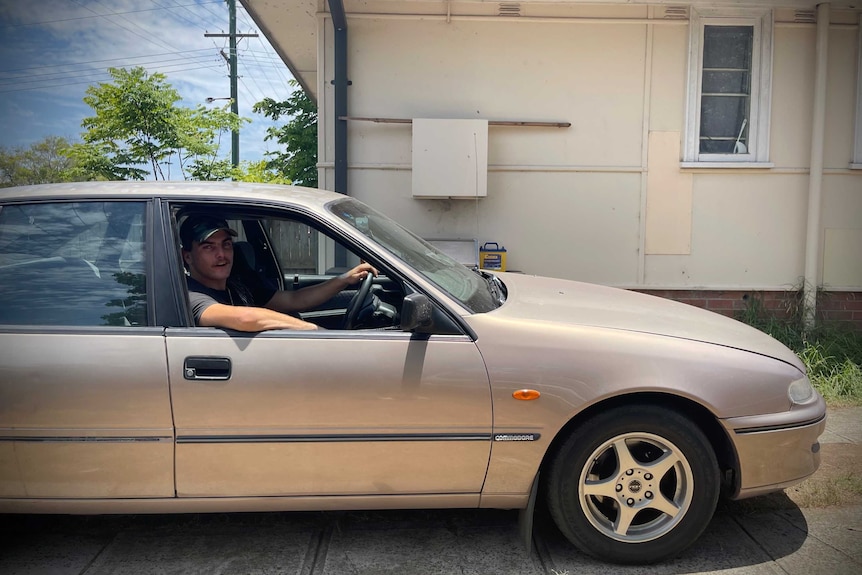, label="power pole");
[205,0,258,167]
